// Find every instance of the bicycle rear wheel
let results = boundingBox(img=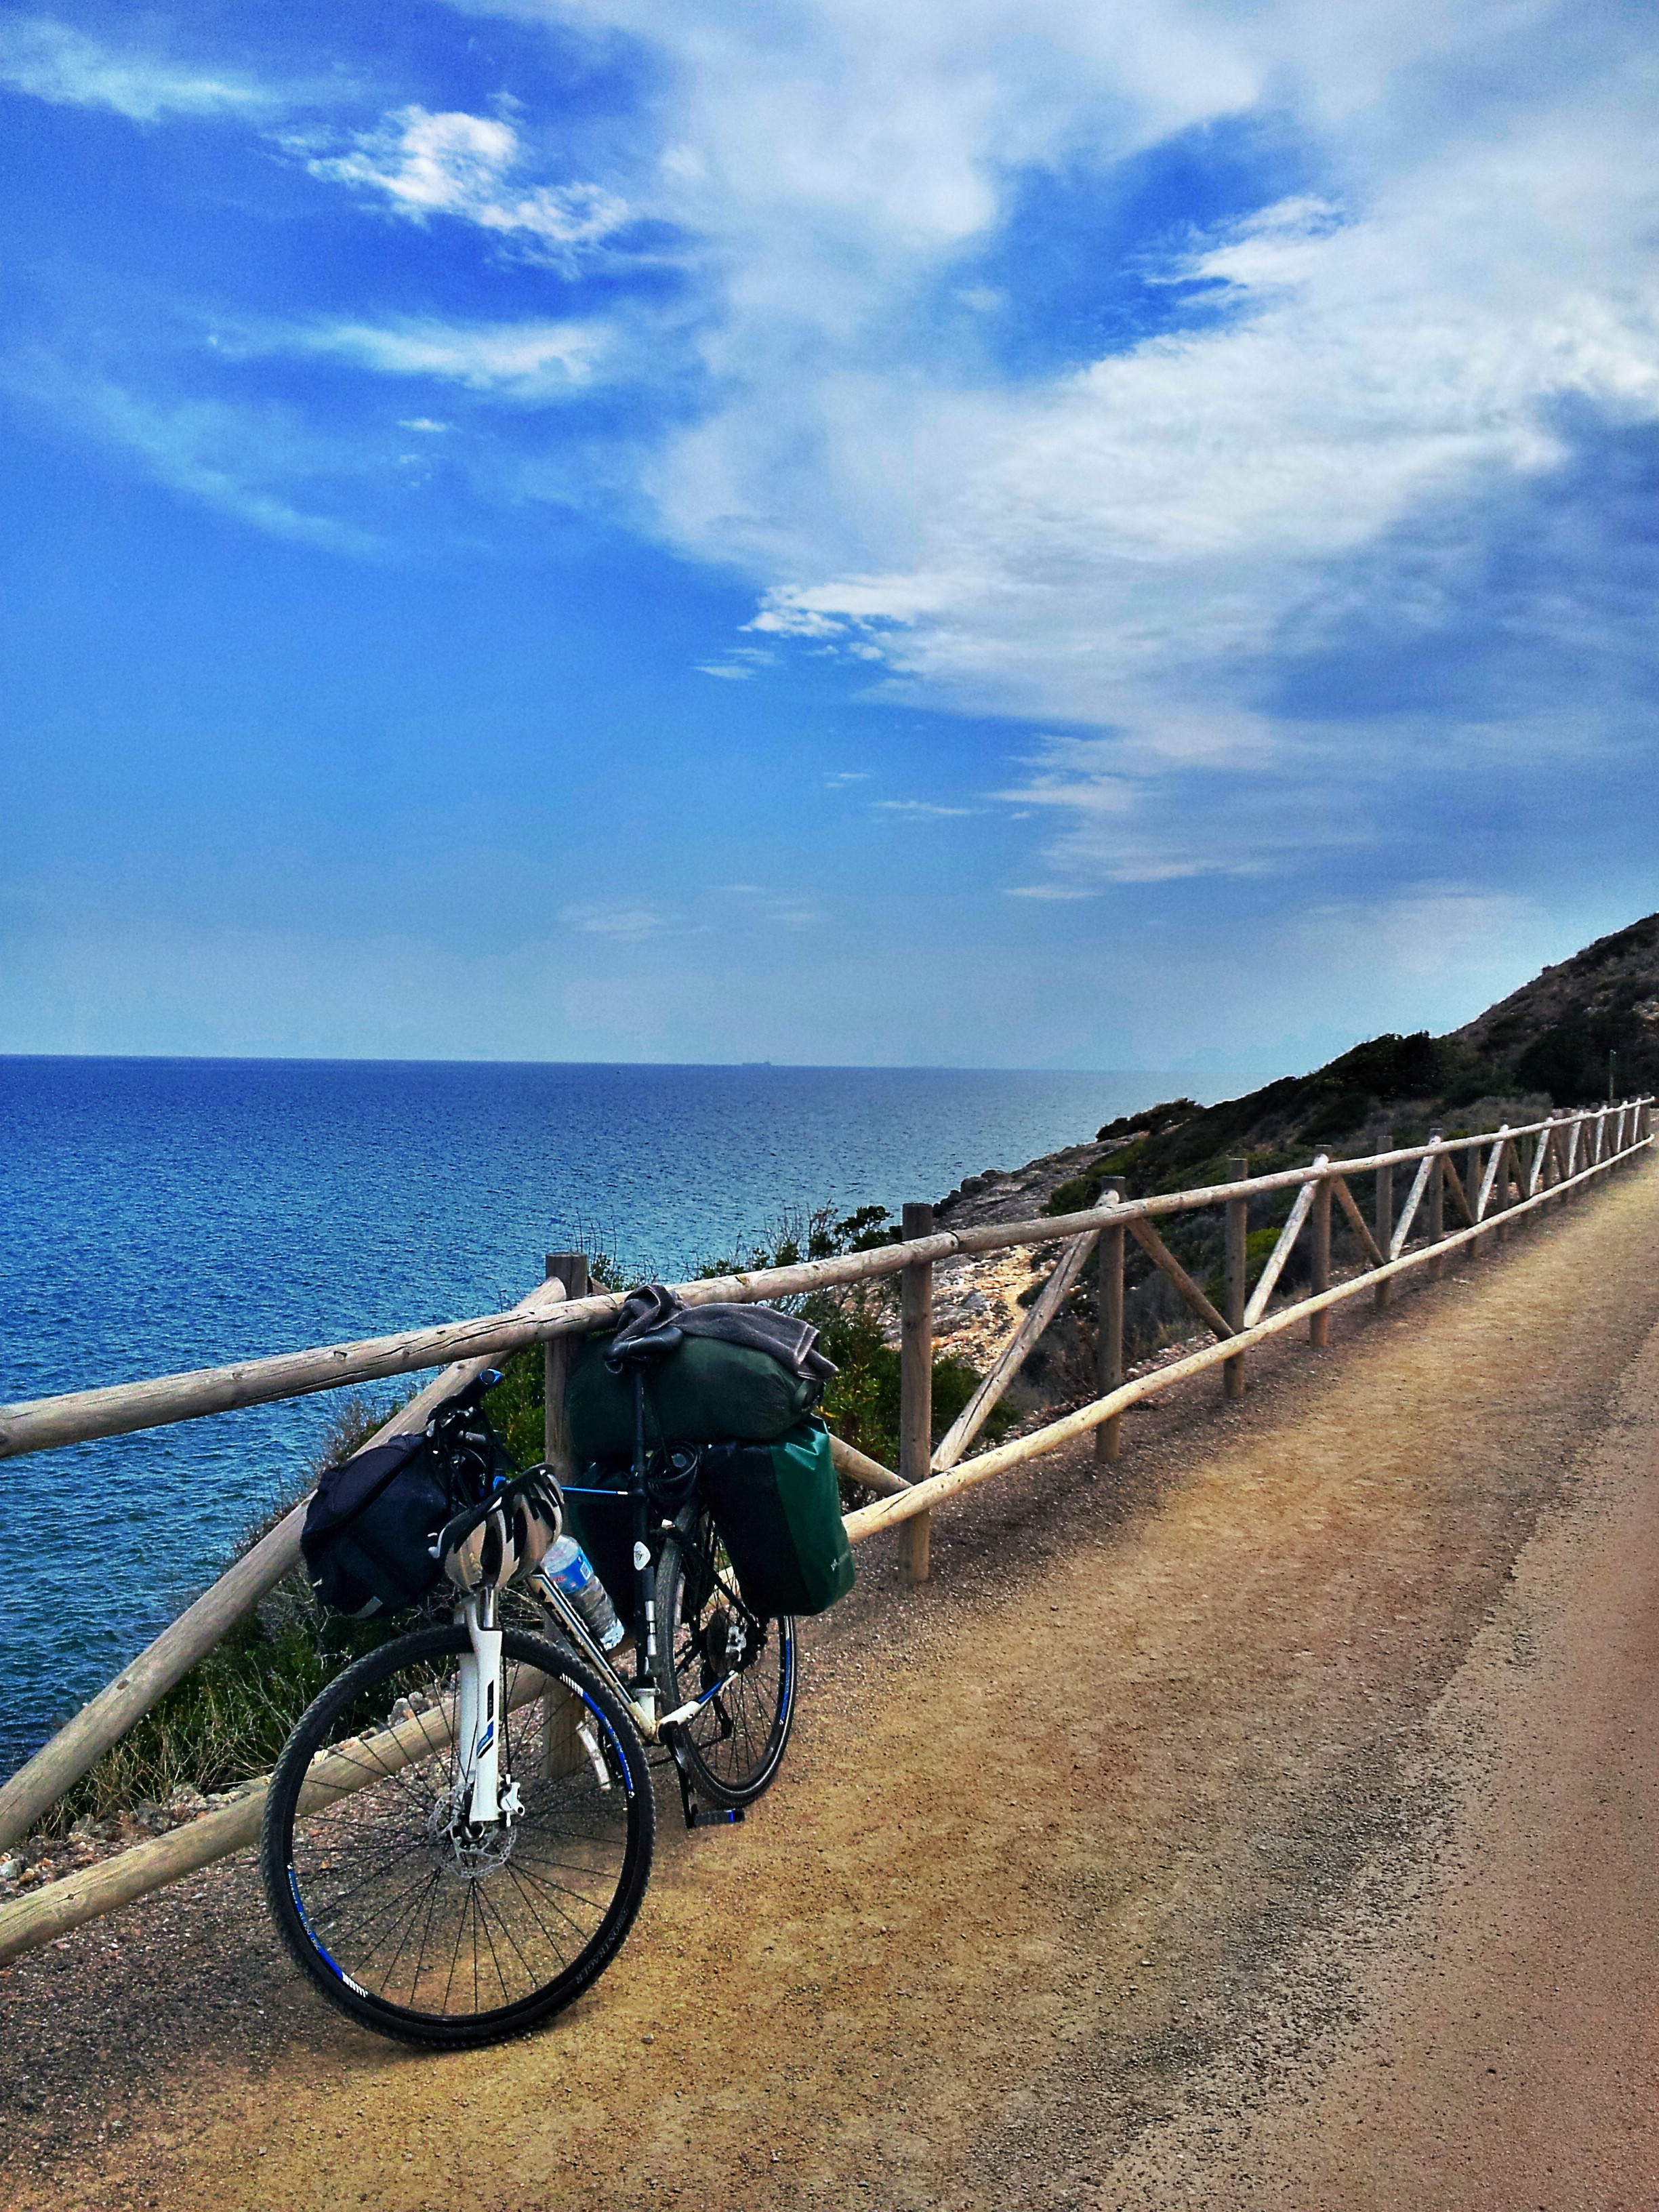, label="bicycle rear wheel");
[261,1624,653,2047]
[655,1511,796,1807]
